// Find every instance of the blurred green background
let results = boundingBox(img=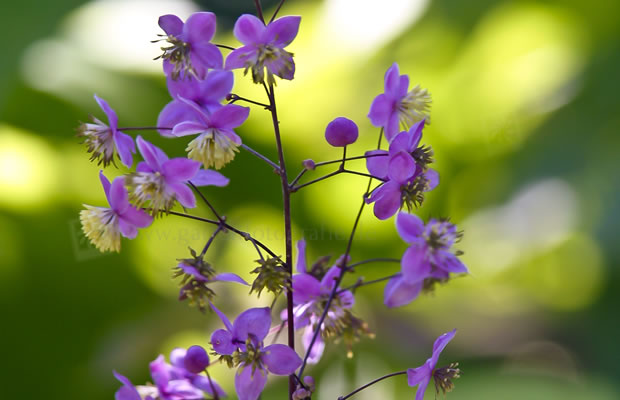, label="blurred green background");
[1,0,619,399]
